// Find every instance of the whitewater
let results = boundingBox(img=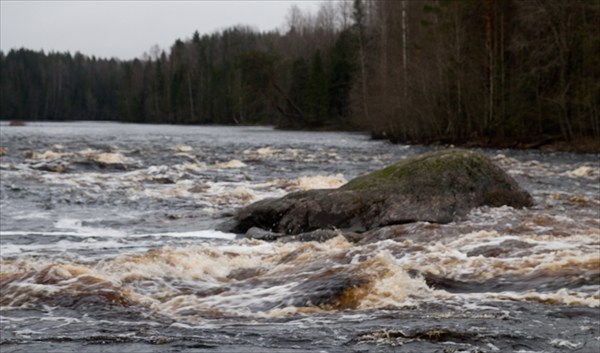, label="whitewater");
[0,122,598,352]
